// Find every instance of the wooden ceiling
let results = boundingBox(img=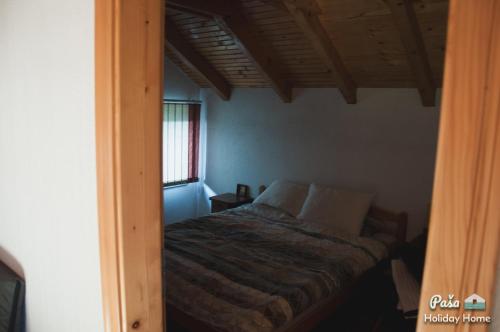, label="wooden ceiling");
[165,0,448,105]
